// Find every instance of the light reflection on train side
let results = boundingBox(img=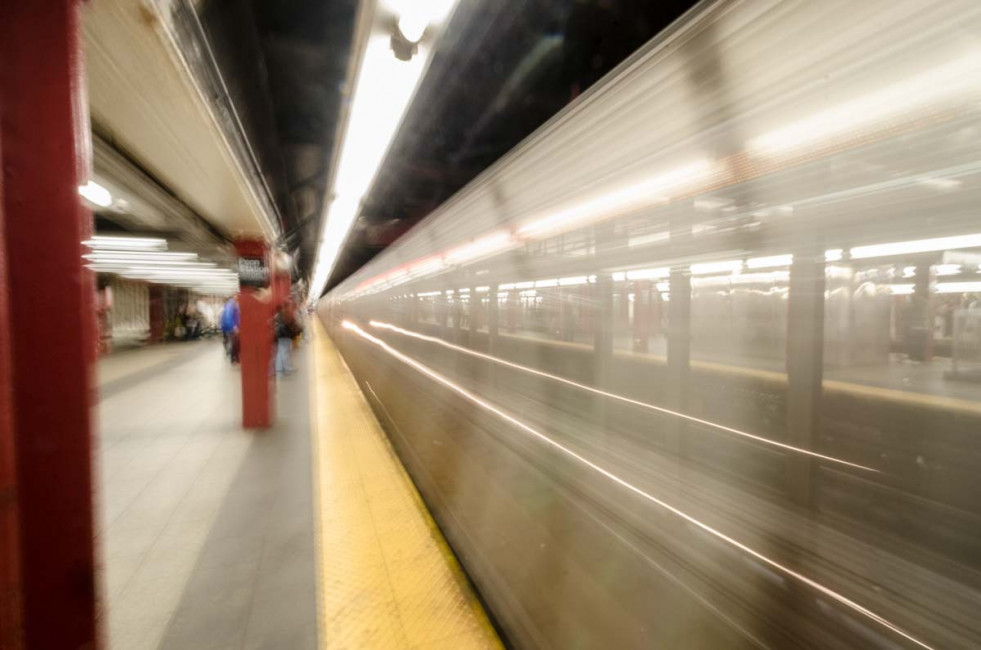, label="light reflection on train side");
[367,319,877,473]
[341,320,933,650]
